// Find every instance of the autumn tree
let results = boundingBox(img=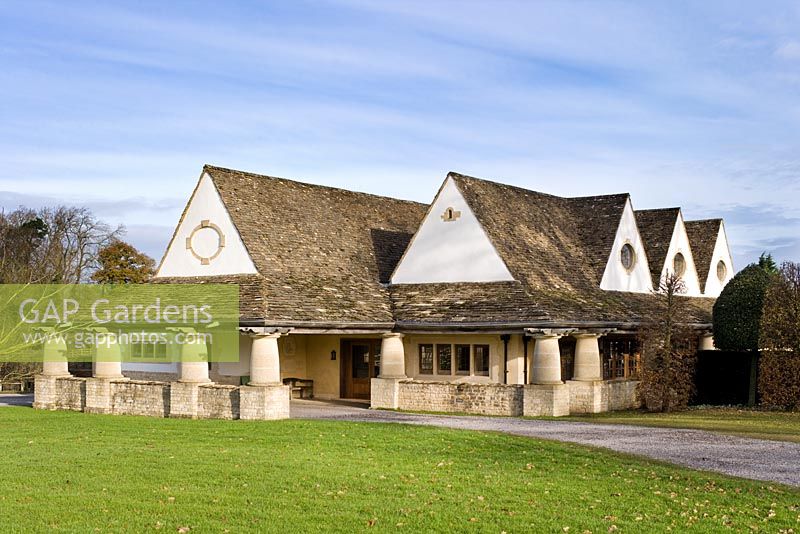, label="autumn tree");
[638,273,697,412]
[92,240,155,284]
